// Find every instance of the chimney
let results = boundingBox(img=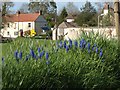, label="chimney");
[40,10,42,15]
[16,11,20,16]
[104,2,109,10]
